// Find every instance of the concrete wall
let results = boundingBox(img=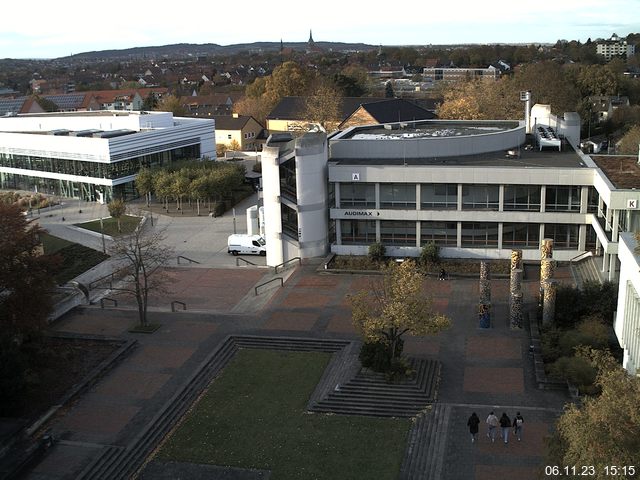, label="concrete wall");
[614,232,640,375]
